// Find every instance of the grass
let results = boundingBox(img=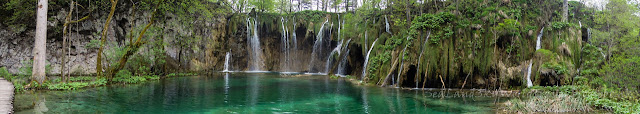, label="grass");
[504,85,640,113]
[0,71,194,92]
[504,86,591,113]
